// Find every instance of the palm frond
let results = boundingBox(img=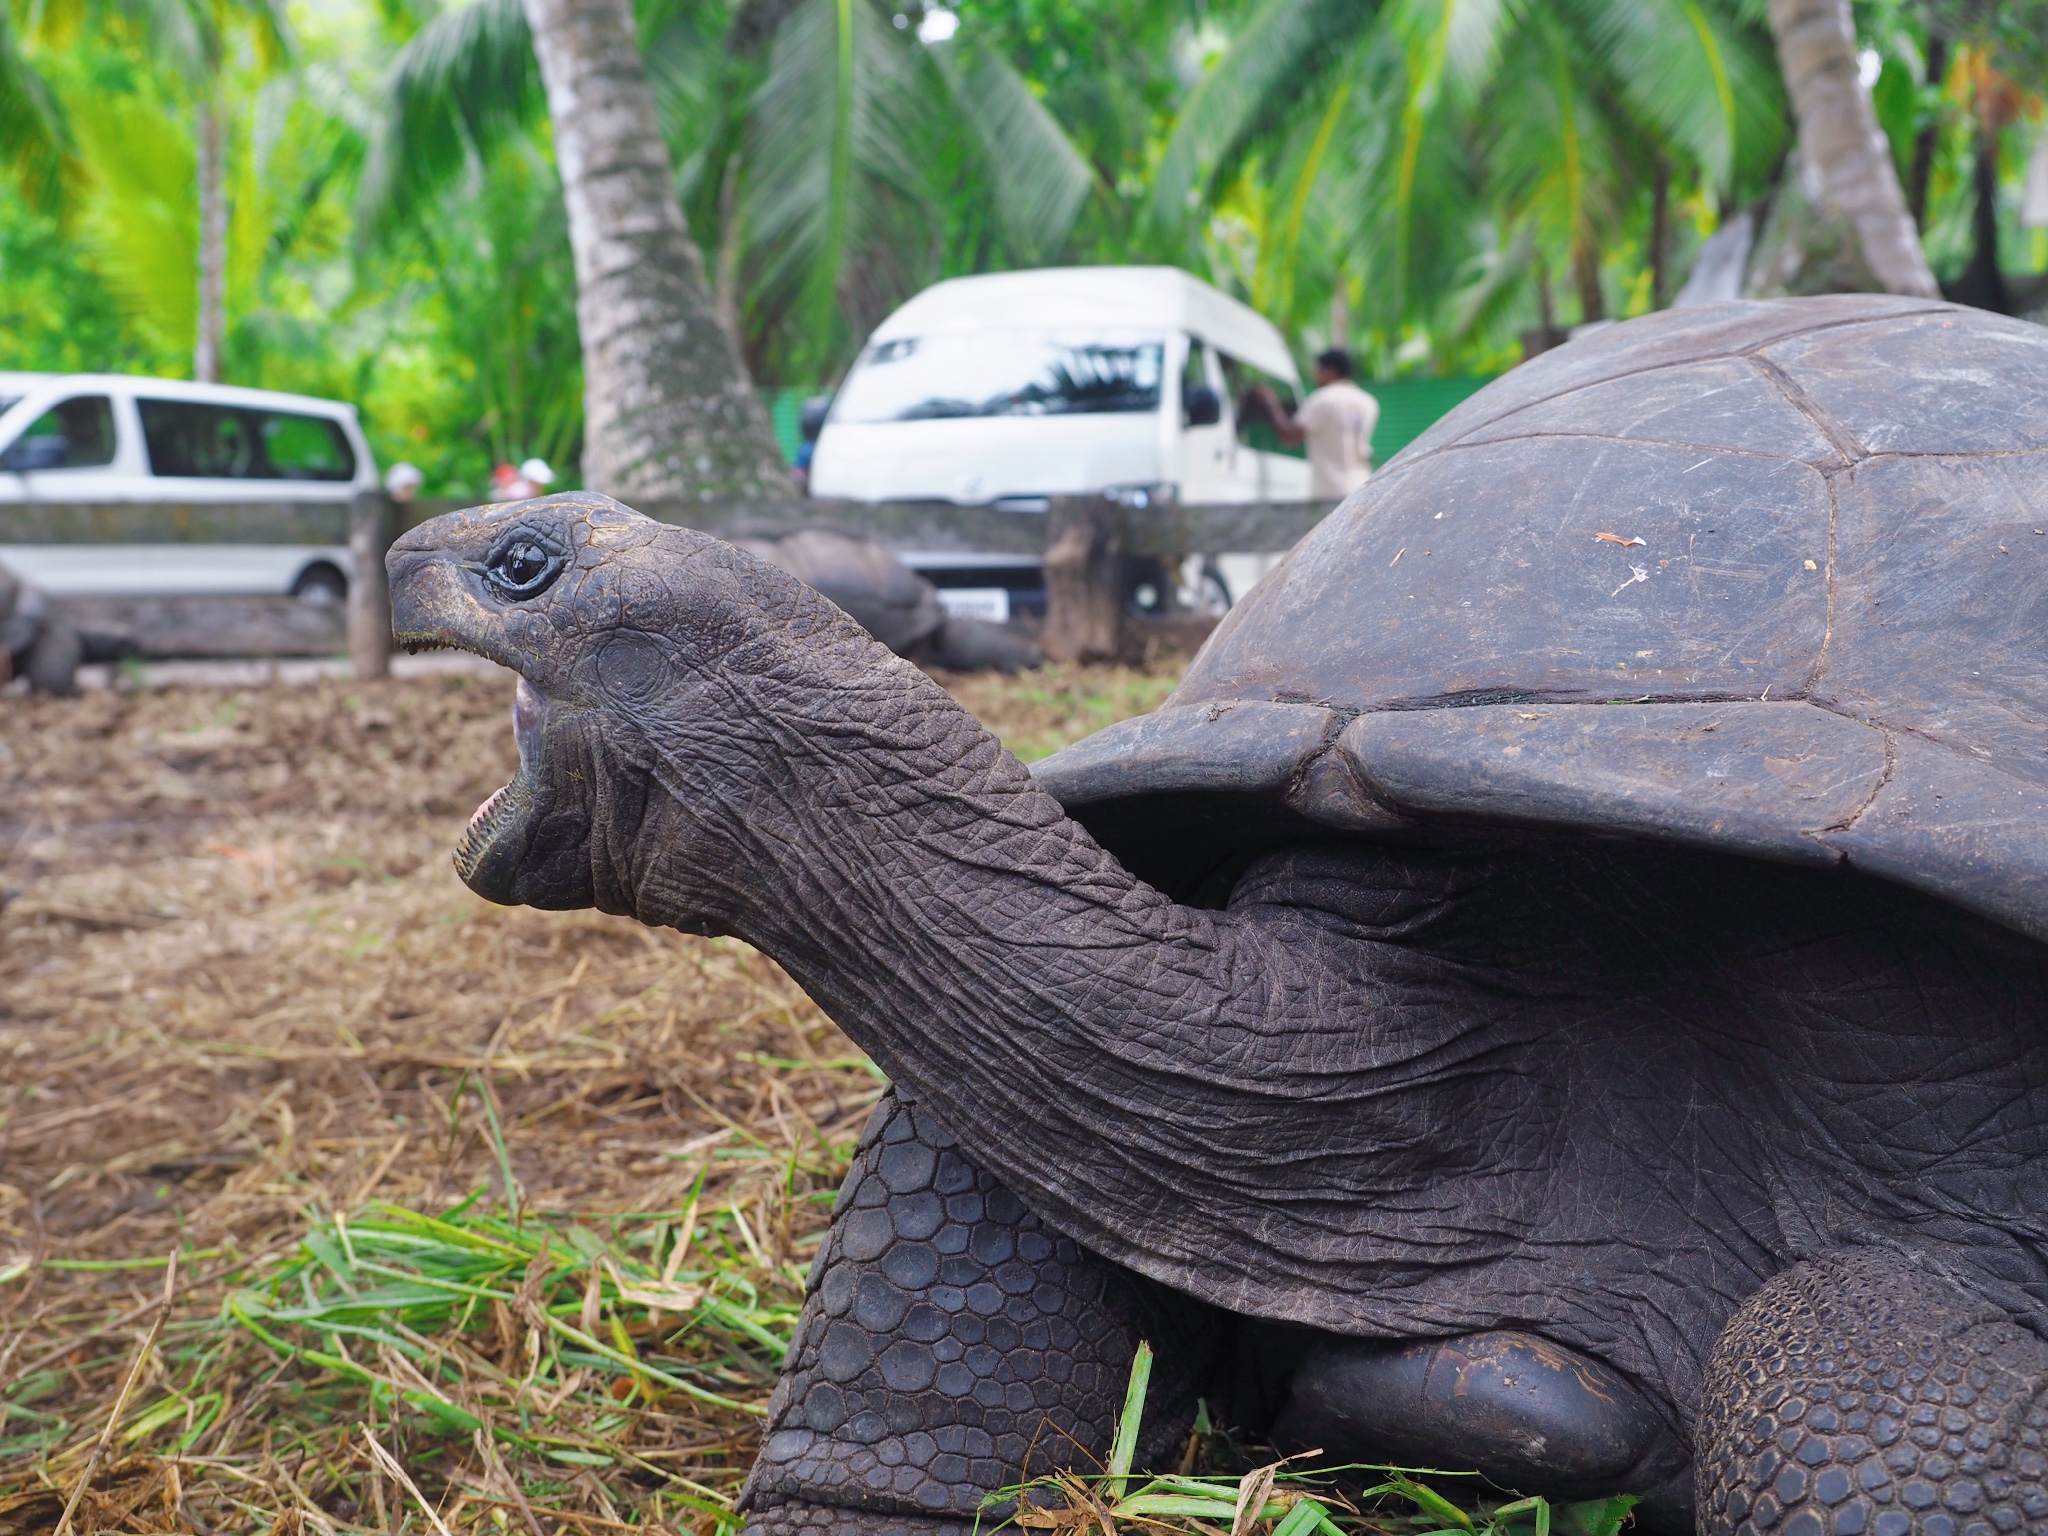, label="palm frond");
[233,0,294,71]
[0,6,67,209]
[356,0,540,242]
[1439,219,1539,352]
[741,0,932,374]
[642,0,743,202]
[1385,0,1508,292]
[1147,0,1367,233]
[1479,10,1627,245]
[69,84,198,350]
[928,36,1093,263]
[1235,21,1482,334]
[1561,0,1779,191]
